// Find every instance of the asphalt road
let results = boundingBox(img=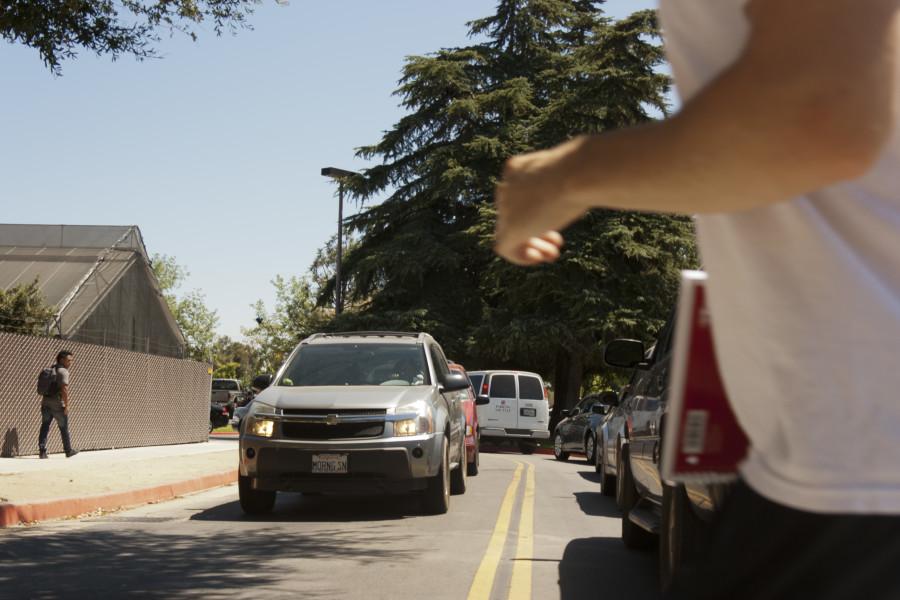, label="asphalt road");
[0,451,660,600]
